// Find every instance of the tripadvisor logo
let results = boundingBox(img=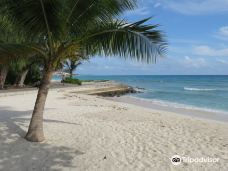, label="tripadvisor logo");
[171,155,182,165]
[170,155,219,165]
